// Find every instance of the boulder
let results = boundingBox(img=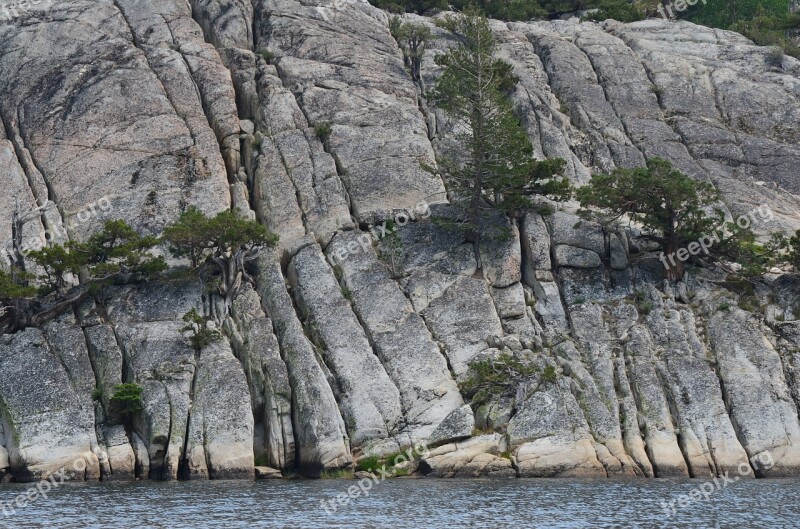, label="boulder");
[421,276,503,379]
[427,405,475,447]
[420,434,515,478]
[554,245,602,269]
[255,466,283,479]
